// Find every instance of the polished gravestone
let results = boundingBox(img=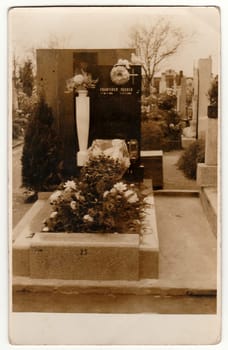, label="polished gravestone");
[89,64,143,181]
